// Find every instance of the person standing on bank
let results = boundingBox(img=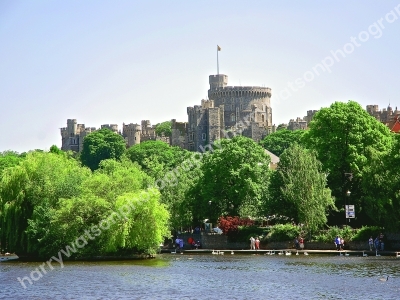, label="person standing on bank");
[250,237,255,250]
[299,237,304,250]
[255,237,260,250]
[368,236,374,251]
[335,236,341,251]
